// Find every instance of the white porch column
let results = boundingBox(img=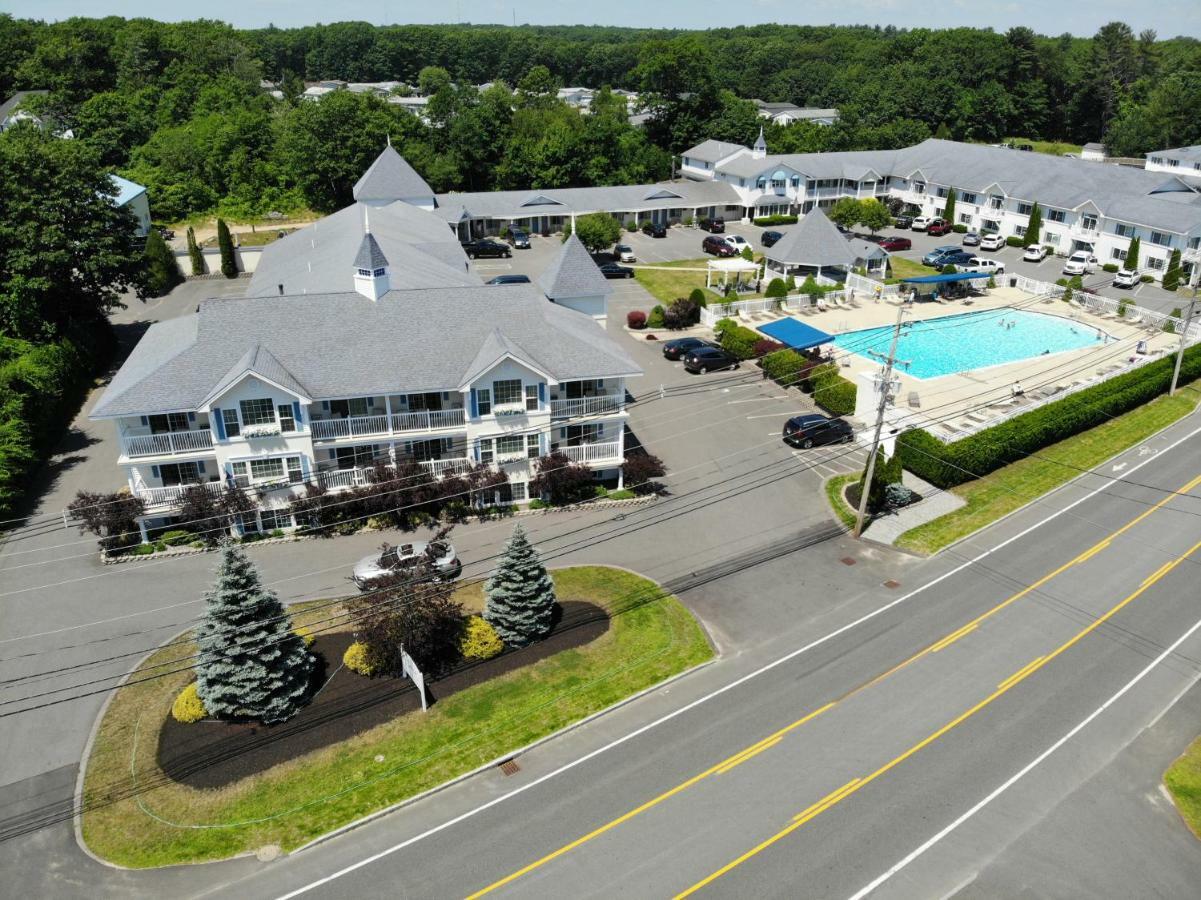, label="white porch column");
[384,394,393,433]
[570,212,577,232]
[137,517,149,544]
